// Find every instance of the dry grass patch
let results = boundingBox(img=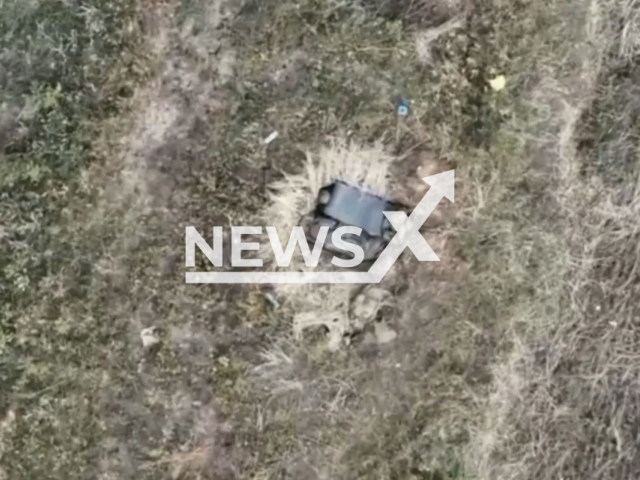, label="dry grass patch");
[464,0,640,478]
